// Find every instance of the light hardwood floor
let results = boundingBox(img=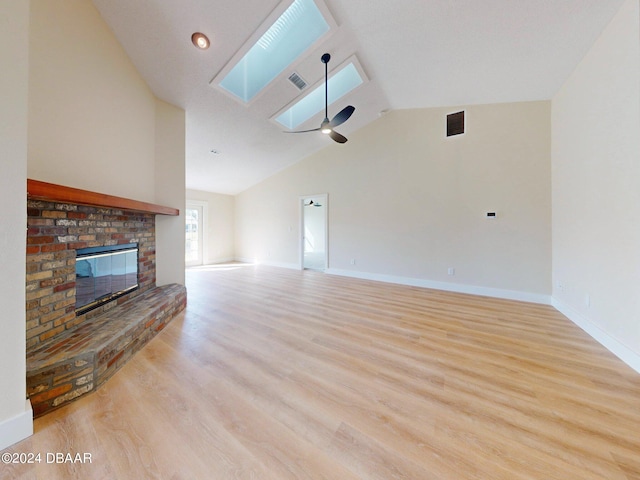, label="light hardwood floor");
[3,264,640,479]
